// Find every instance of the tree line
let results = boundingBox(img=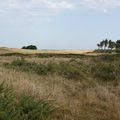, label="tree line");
[97,39,120,52]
